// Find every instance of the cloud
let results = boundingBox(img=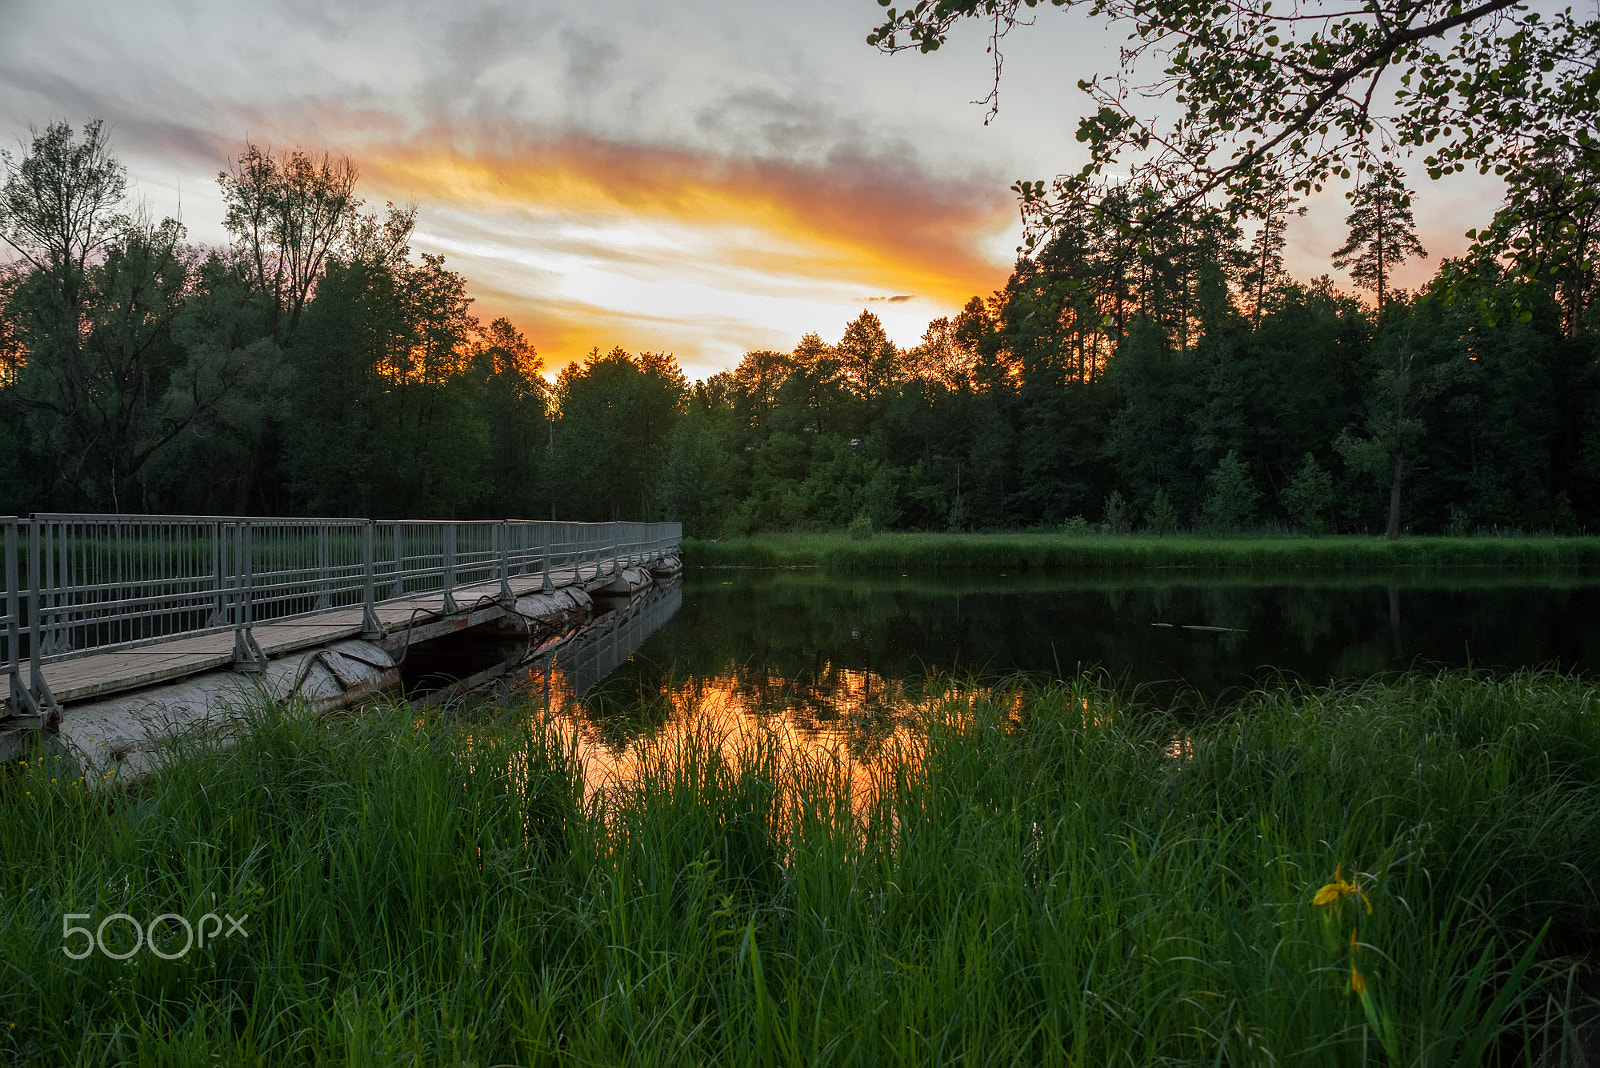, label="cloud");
[332,119,1018,372]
